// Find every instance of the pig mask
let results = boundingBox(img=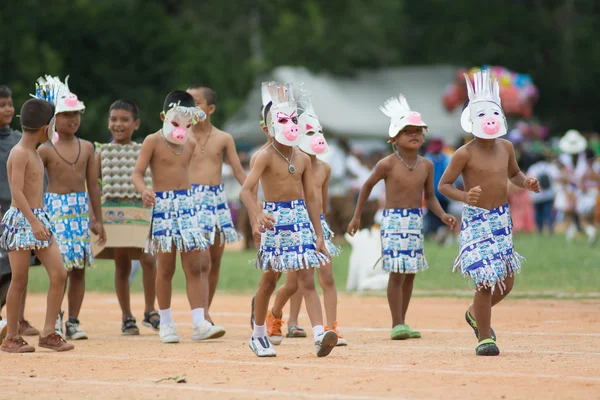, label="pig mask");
[162,103,206,145]
[461,70,507,139]
[266,82,301,146]
[298,111,328,155]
